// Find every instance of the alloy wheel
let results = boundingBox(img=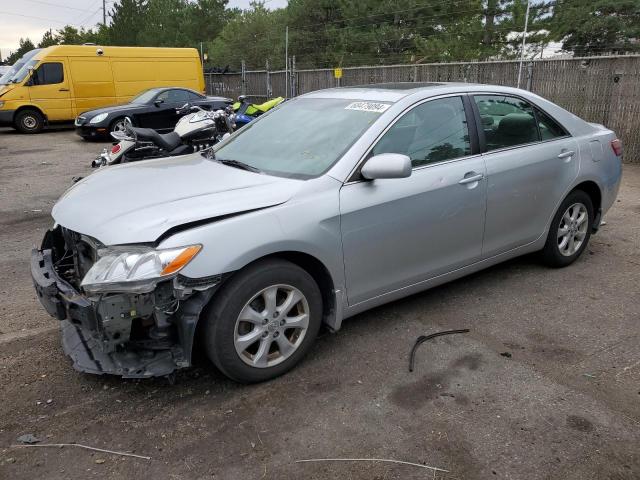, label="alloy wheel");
[112,120,126,133]
[557,202,588,256]
[234,284,310,368]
